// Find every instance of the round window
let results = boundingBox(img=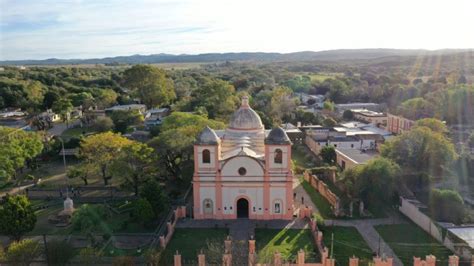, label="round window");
[238,167,247,176]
